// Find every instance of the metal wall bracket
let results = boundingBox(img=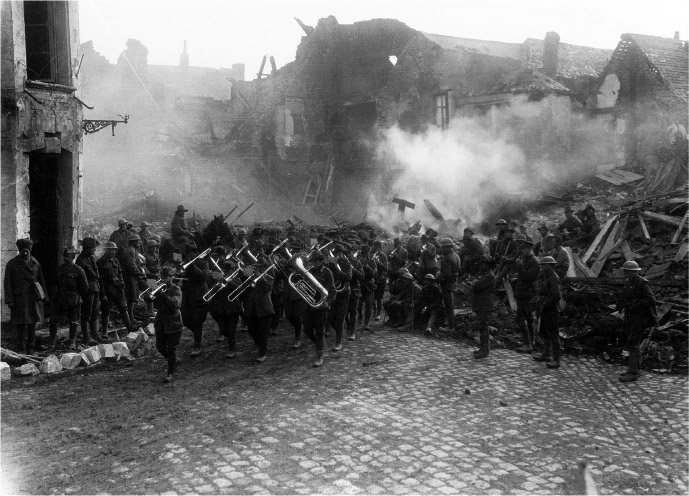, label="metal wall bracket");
[83,115,129,136]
